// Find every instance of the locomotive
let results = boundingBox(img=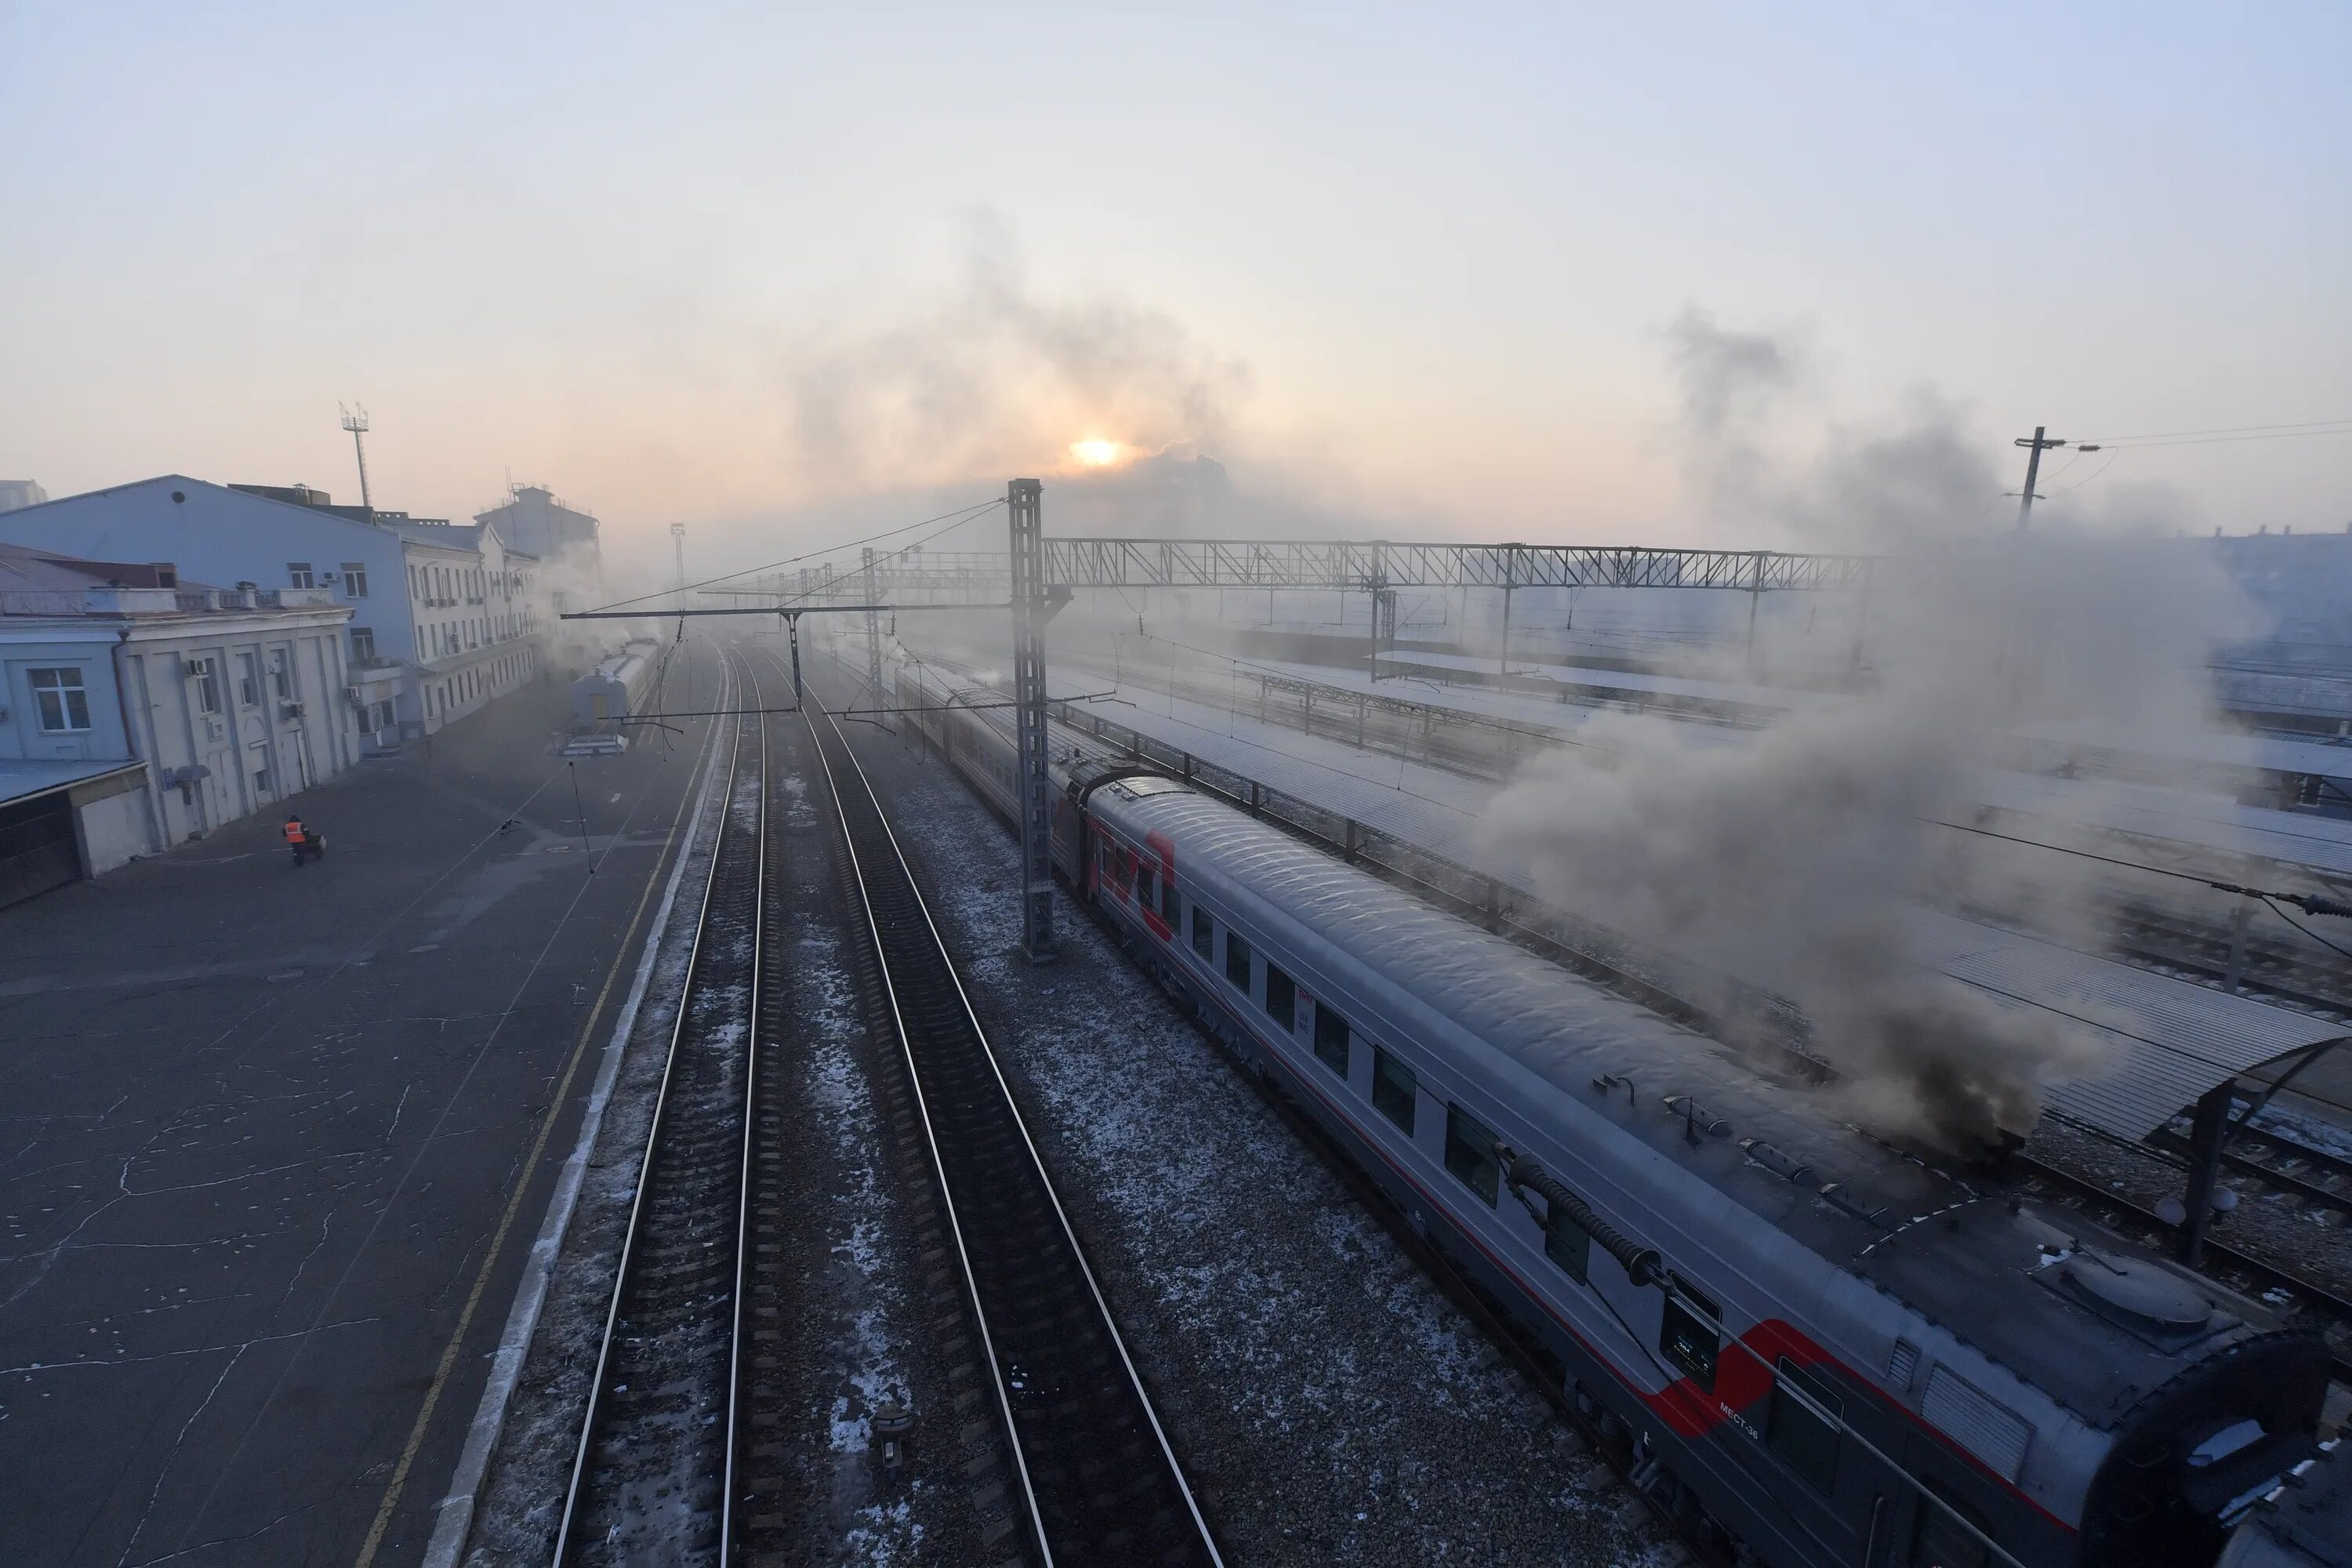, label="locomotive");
[884,656,2336,1568]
